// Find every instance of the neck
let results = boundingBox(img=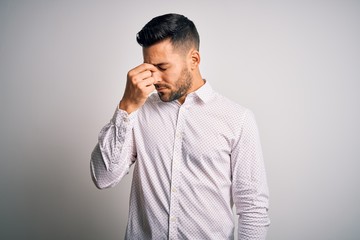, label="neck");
[178,69,204,104]
[191,69,205,91]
